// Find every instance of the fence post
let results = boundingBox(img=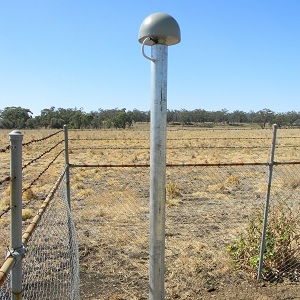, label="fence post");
[139,12,180,300]
[64,125,71,209]
[63,125,78,299]
[9,130,24,300]
[257,124,278,280]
